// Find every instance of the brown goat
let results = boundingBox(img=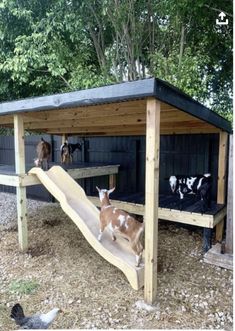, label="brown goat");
[34,138,51,170]
[96,186,145,267]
